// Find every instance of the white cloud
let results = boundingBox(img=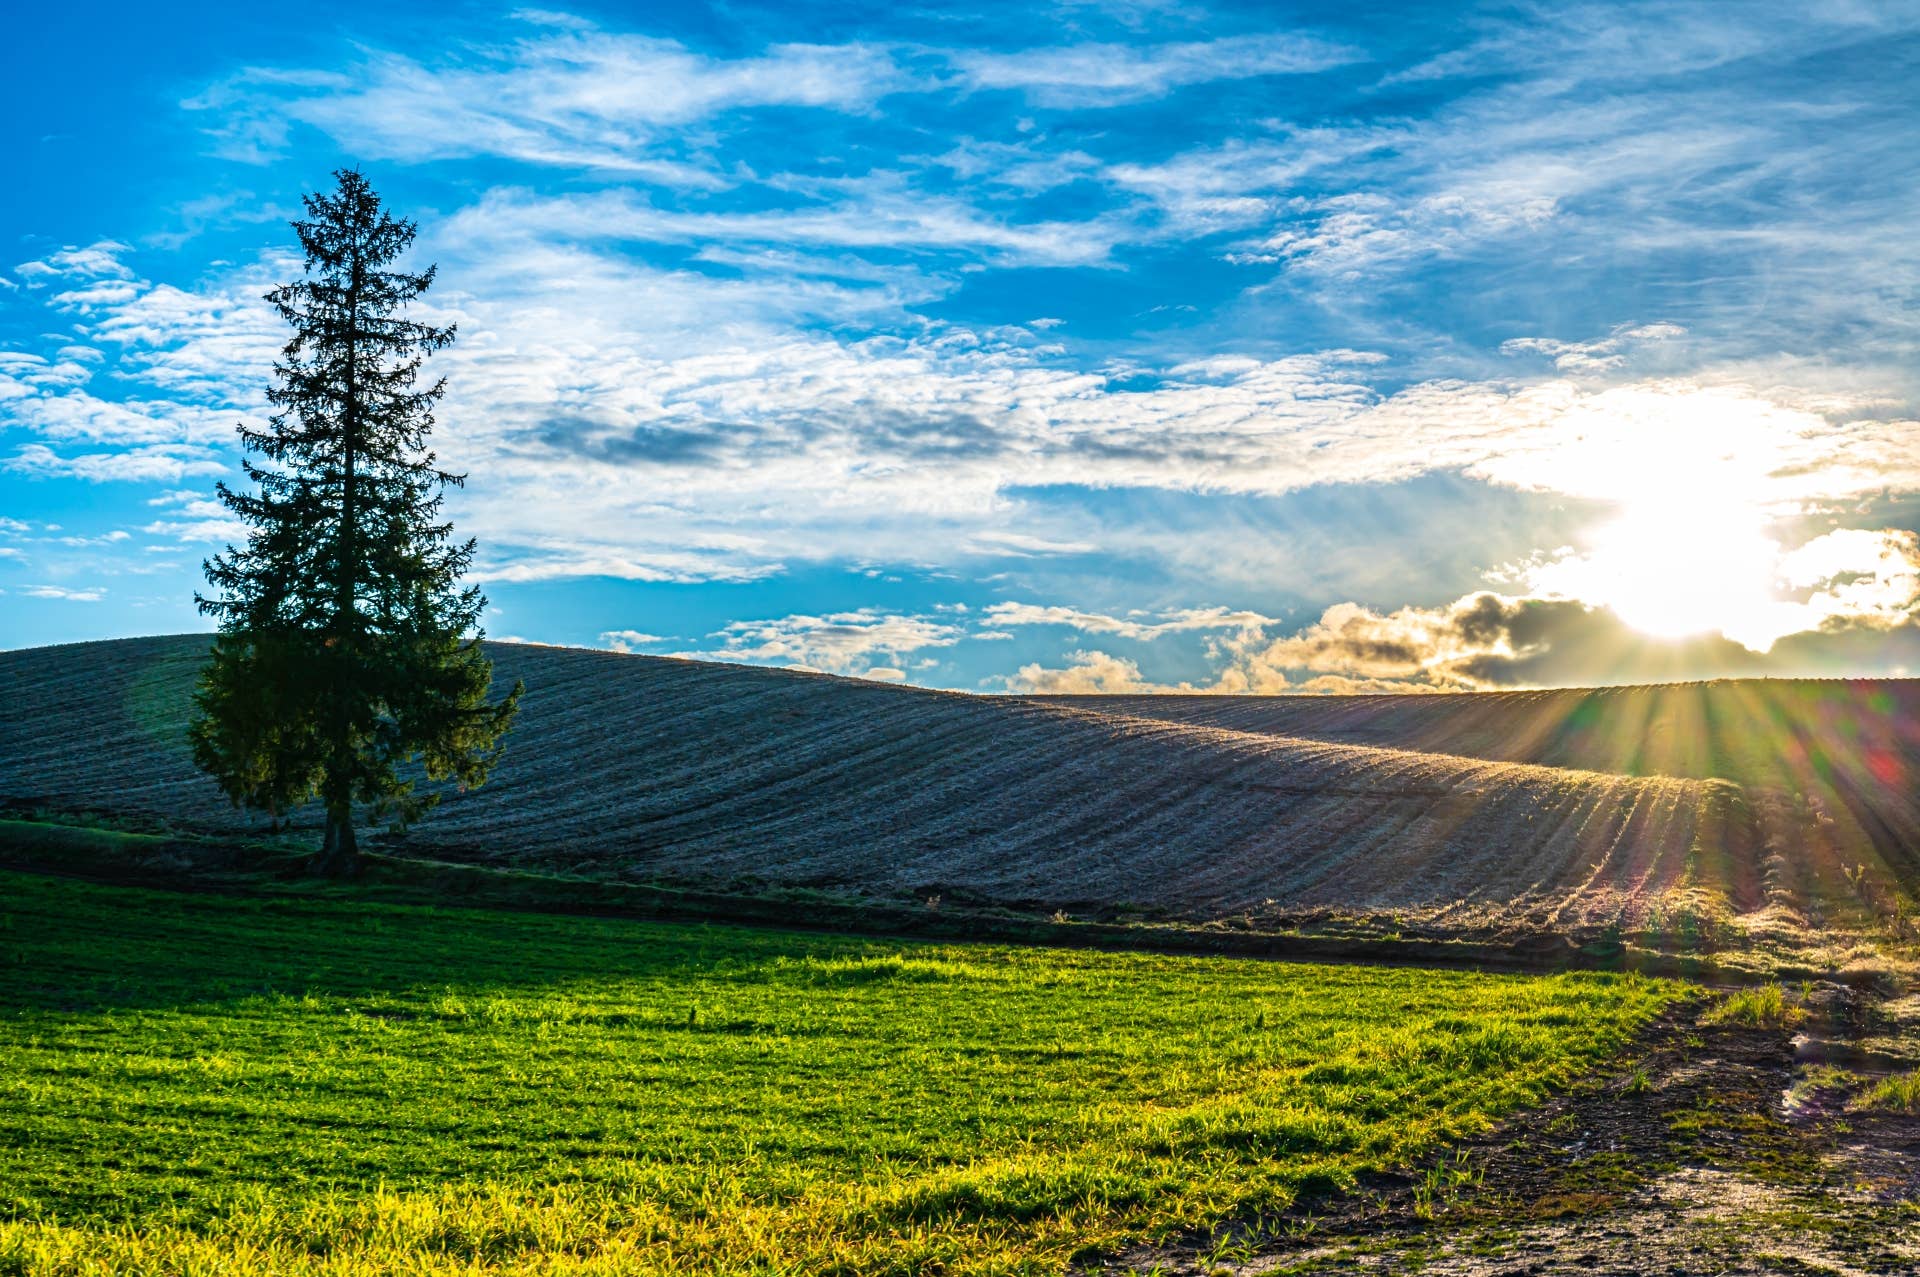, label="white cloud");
[14,241,134,282]
[1780,528,1920,624]
[6,444,227,483]
[693,608,965,676]
[982,601,1276,640]
[14,235,1920,591]
[141,499,247,543]
[1004,649,1154,693]
[1501,323,1685,374]
[1109,131,1402,234]
[471,546,780,585]
[597,629,666,652]
[51,530,131,547]
[189,25,906,176]
[145,488,209,506]
[961,531,1098,557]
[953,33,1360,108]
[21,585,105,602]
